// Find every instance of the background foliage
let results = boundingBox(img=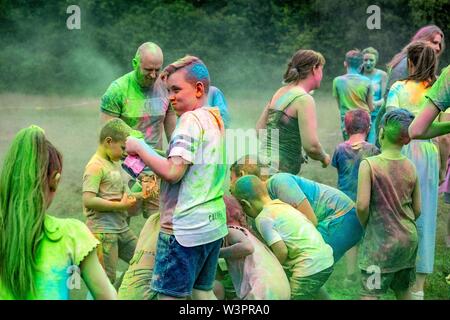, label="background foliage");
[0,0,449,95]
